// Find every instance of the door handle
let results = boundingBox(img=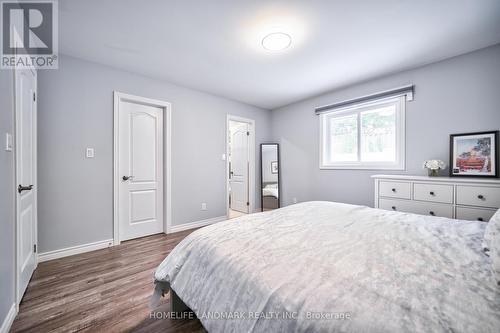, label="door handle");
[122,176,134,181]
[18,184,33,193]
